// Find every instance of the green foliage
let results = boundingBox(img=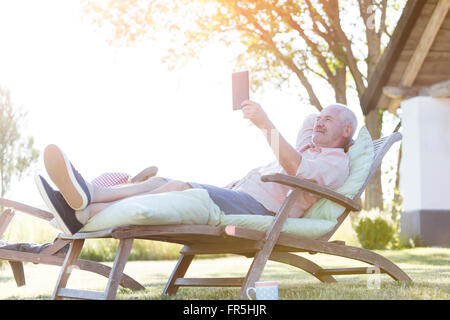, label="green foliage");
[353,210,395,250]
[353,206,427,251]
[80,239,182,262]
[0,87,39,197]
[392,234,425,250]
